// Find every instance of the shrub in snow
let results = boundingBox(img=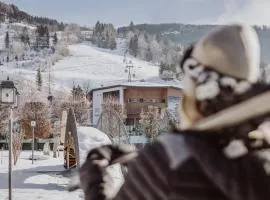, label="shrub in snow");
[50,43,70,65]
[51,53,63,65]
[160,70,175,80]
[12,119,24,165]
[21,102,51,138]
[55,43,70,57]
[95,98,127,141]
[60,97,91,126]
[0,104,9,138]
[43,142,51,155]
[139,105,162,141]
